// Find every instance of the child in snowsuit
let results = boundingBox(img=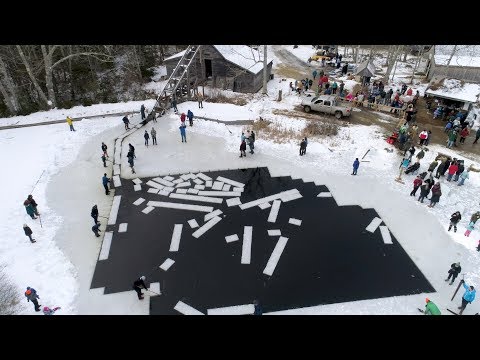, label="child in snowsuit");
[179,124,187,143]
[465,222,475,237]
[101,142,109,157]
[352,158,360,175]
[24,200,37,219]
[91,205,99,225]
[187,110,194,126]
[43,306,61,315]
[424,298,441,315]
[27,195,40,216]
[240,139,247,157]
